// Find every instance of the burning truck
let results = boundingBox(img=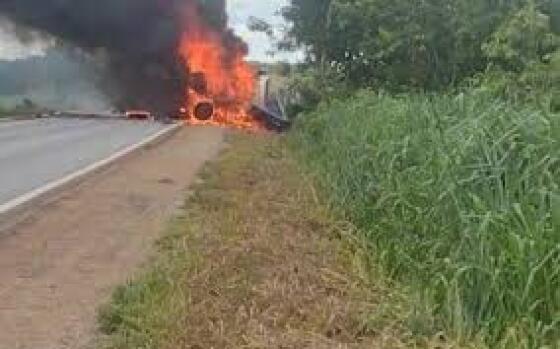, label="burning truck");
[182,71,291,131]
[177,4,258,130]
[176,3,290,131]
